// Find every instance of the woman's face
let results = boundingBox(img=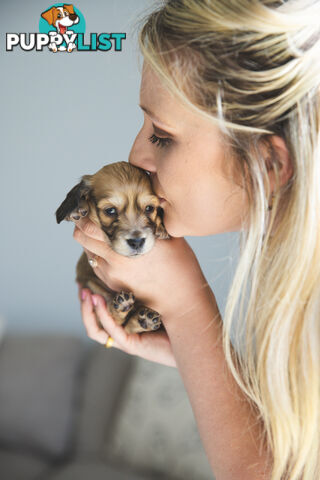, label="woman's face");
[129,64,248,237]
